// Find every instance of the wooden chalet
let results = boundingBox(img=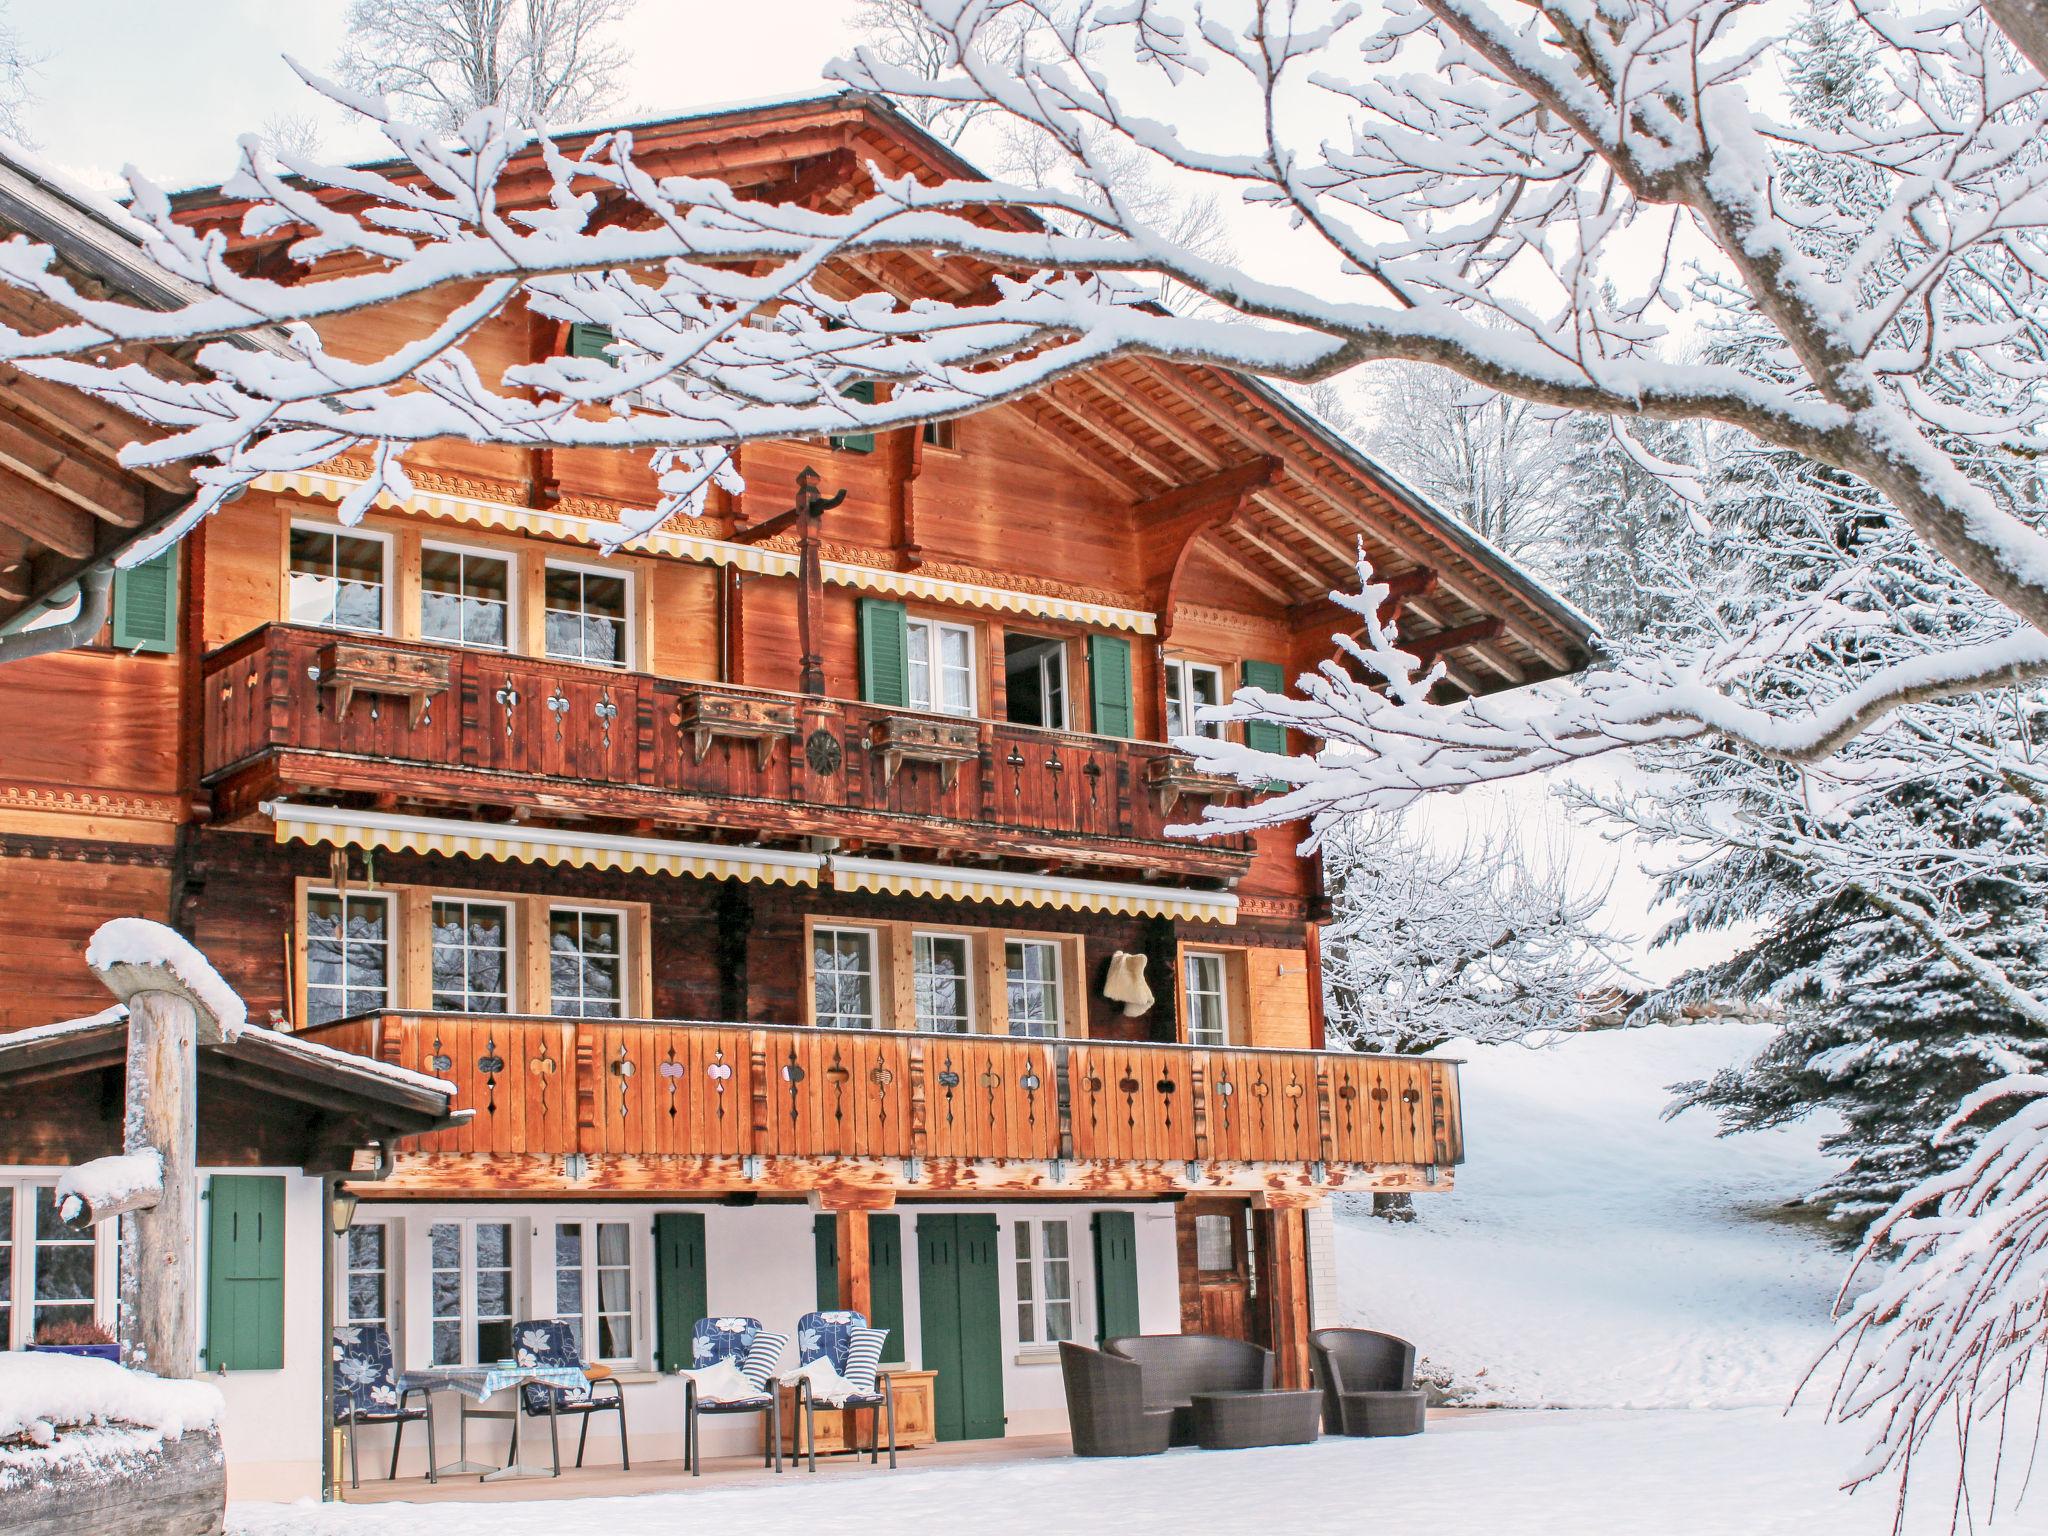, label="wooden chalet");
[0,93,1593,1497]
